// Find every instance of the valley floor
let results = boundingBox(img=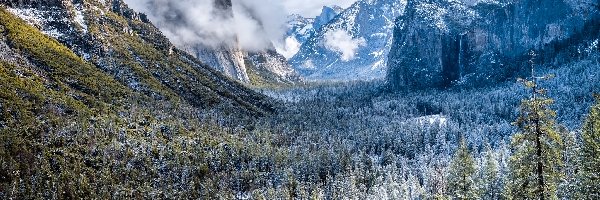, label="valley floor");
[241,53,600,199]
